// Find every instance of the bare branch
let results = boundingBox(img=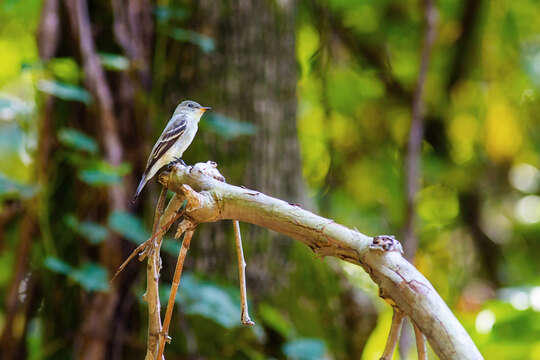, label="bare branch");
[233,220,255,326]
[144,192,185,360]
[414,321,428,360]
[380,309,405,360]
[159,162,483,360]
[157,226,196,359]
